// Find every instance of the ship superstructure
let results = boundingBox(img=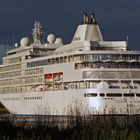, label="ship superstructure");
[0,14,140,115]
